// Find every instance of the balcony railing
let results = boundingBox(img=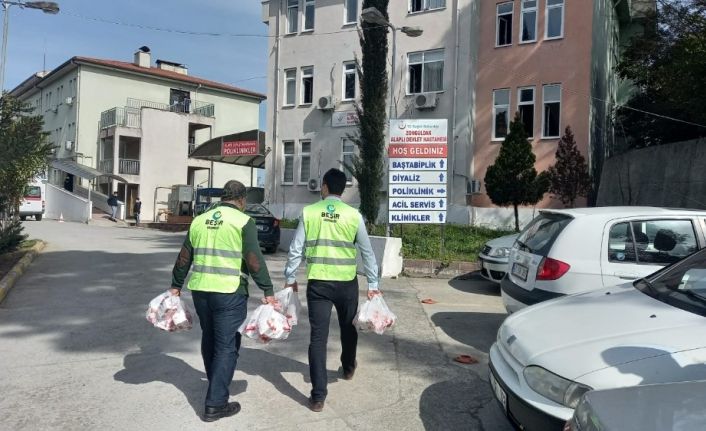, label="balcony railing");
[100,107,141,129]
[126,97,215,118]
[99,159,114,173]
[119,159,140,175]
